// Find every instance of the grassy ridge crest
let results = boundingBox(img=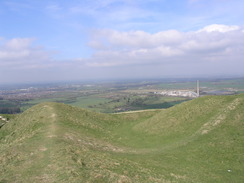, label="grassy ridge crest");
[0,94,244,182]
